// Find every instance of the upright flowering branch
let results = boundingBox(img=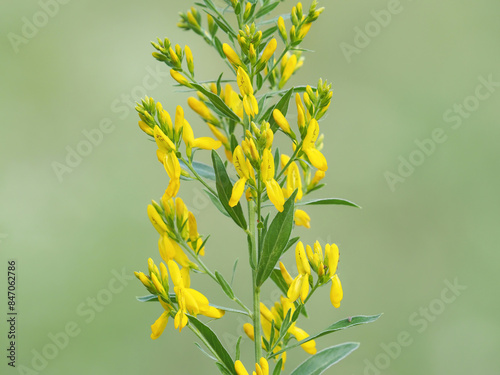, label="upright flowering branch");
[134,1,380,374]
